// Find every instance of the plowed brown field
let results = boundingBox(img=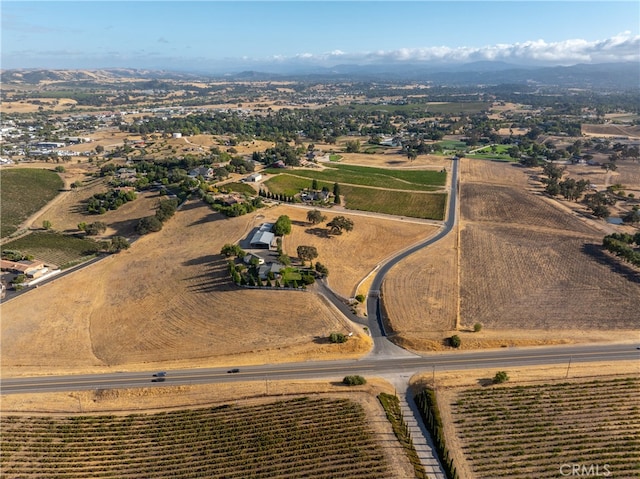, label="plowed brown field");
[383,158,639,352]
